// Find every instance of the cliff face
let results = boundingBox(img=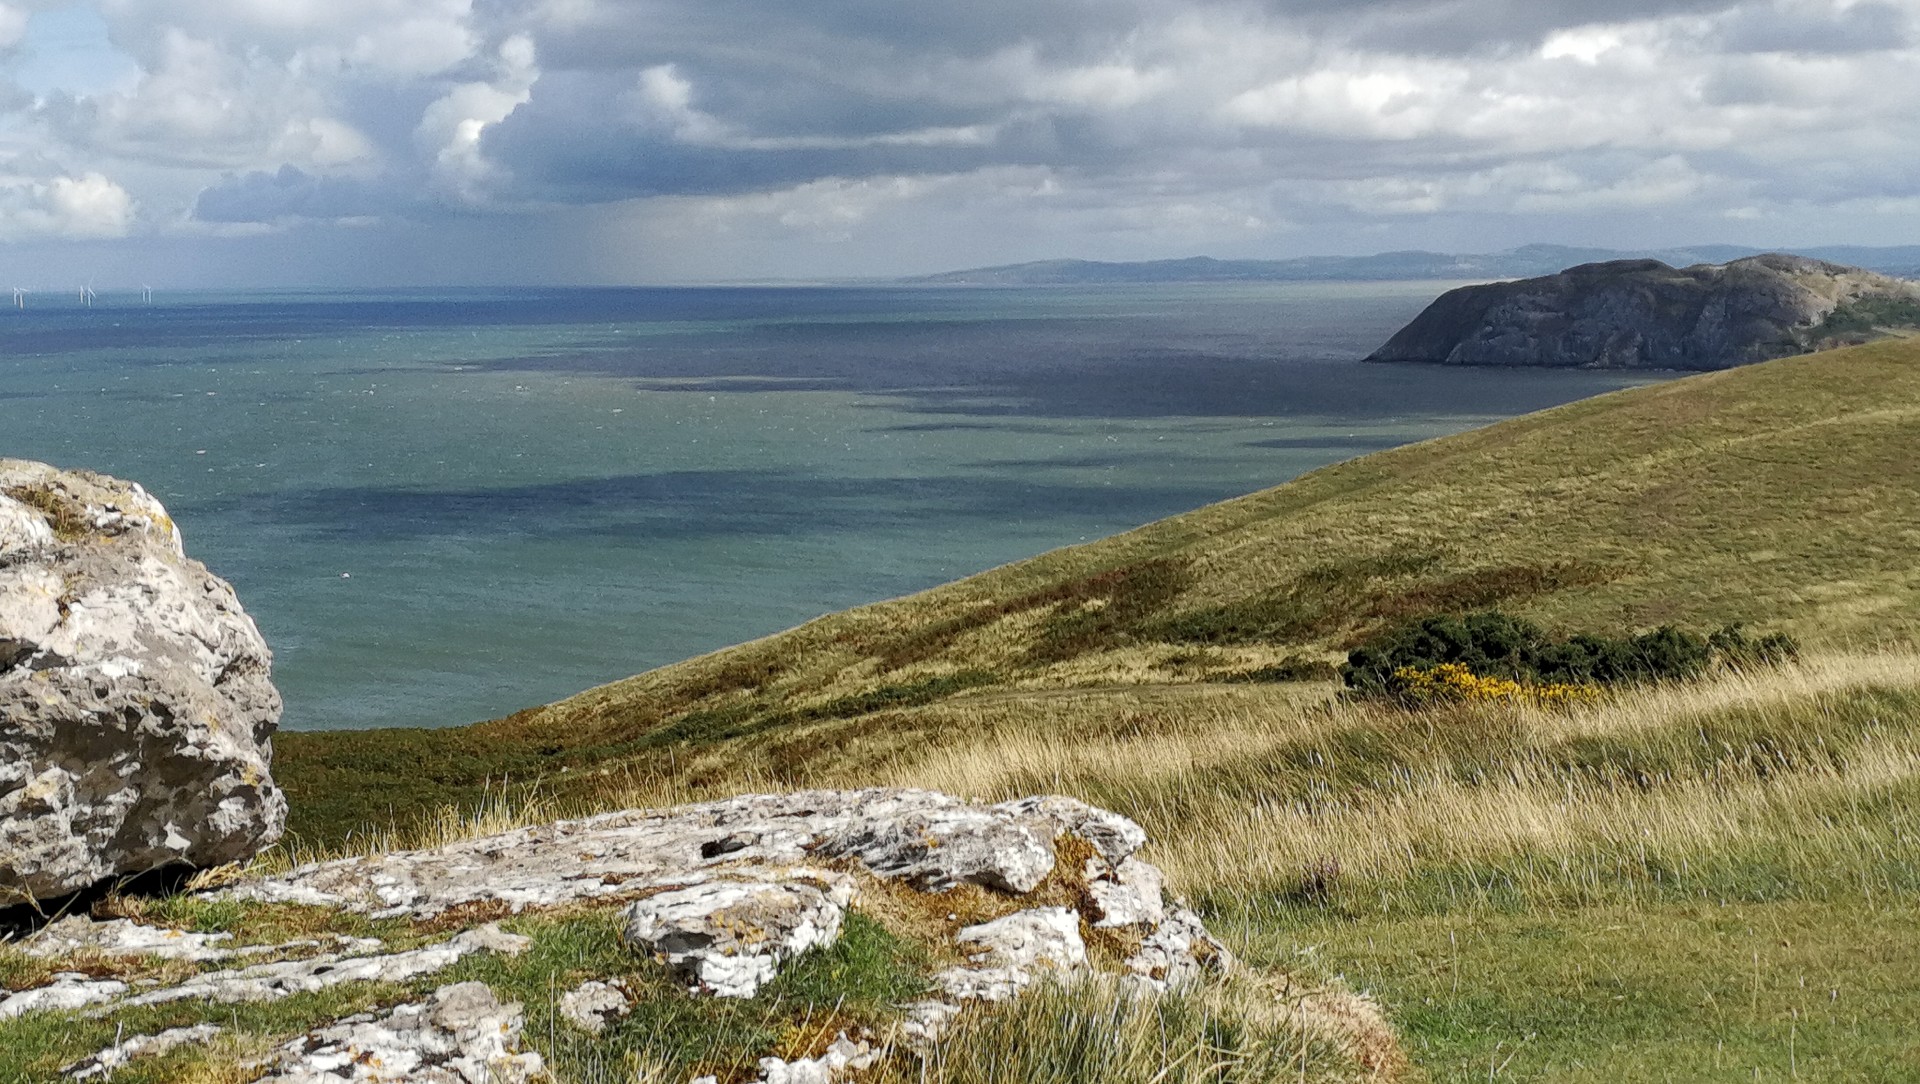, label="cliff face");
[1365,254,1920,370]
